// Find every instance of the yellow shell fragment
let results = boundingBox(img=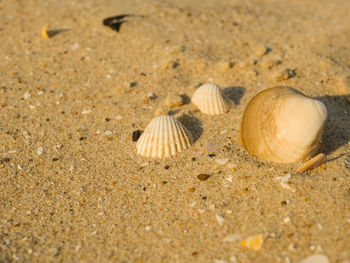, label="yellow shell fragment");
[240,234,263,251]
[240,86,327,164]
[191,83,230,115]
[296,153,326,173]
[41,25,50,39]
[136,115,193,158]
